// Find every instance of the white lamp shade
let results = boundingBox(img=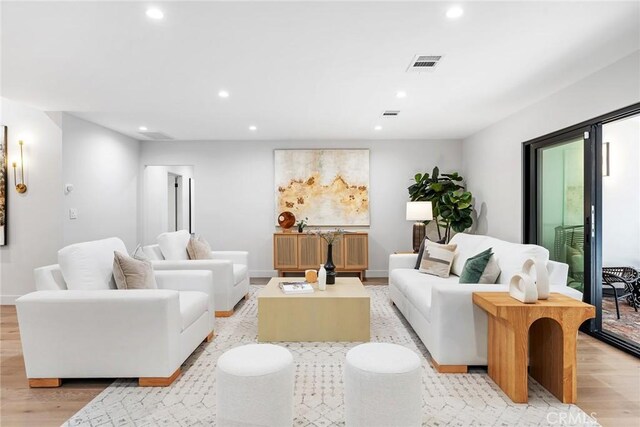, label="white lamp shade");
[406,201,433,221]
